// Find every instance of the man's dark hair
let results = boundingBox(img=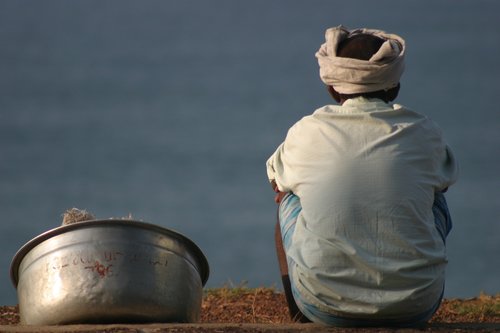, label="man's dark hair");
[337,33,385,60]
[335,33,399,102]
